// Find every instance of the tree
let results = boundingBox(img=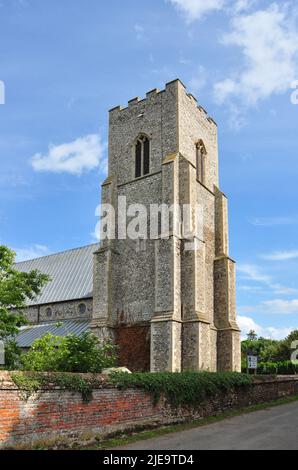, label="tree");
[270,330,298,362]
[0,245,49,368]
[0,245,49,339]
[241,335,279,361]
[241,329,298,367]
[21,332,118,373]
[247,330,258,341]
